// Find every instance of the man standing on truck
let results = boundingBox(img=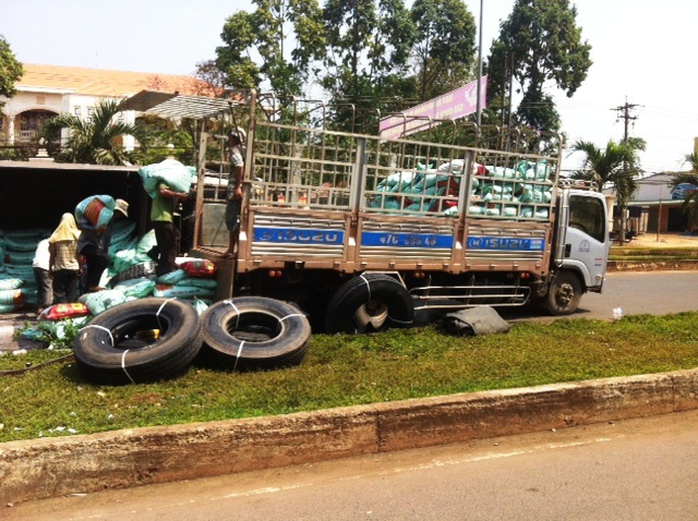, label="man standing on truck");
[151,181,191,277]
[223,127,246,258]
